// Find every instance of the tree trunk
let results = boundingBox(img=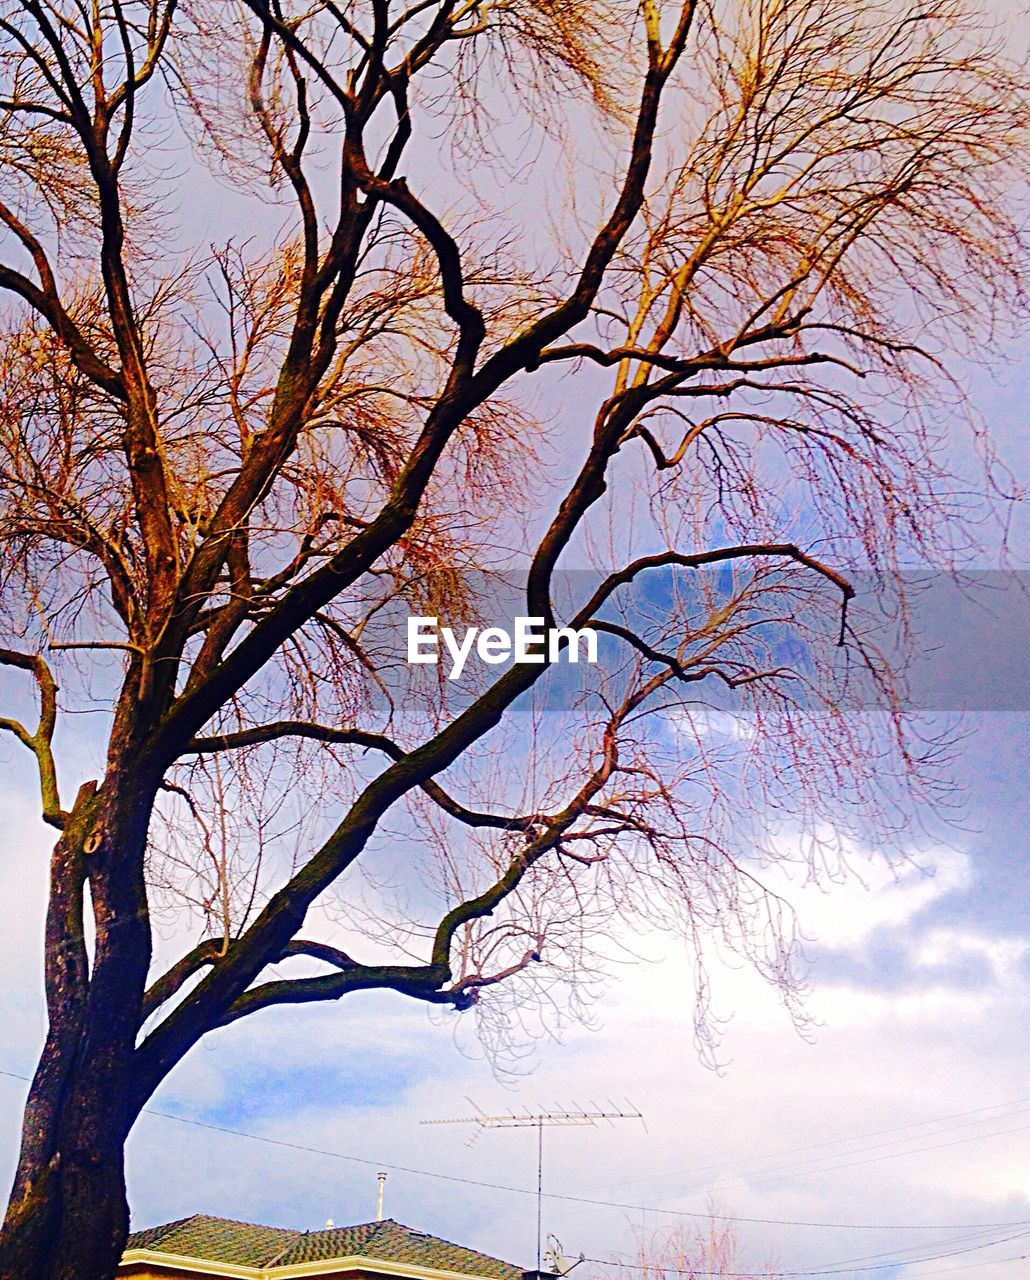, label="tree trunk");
[0,1057,136,1280]
[1,763,158,1280]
